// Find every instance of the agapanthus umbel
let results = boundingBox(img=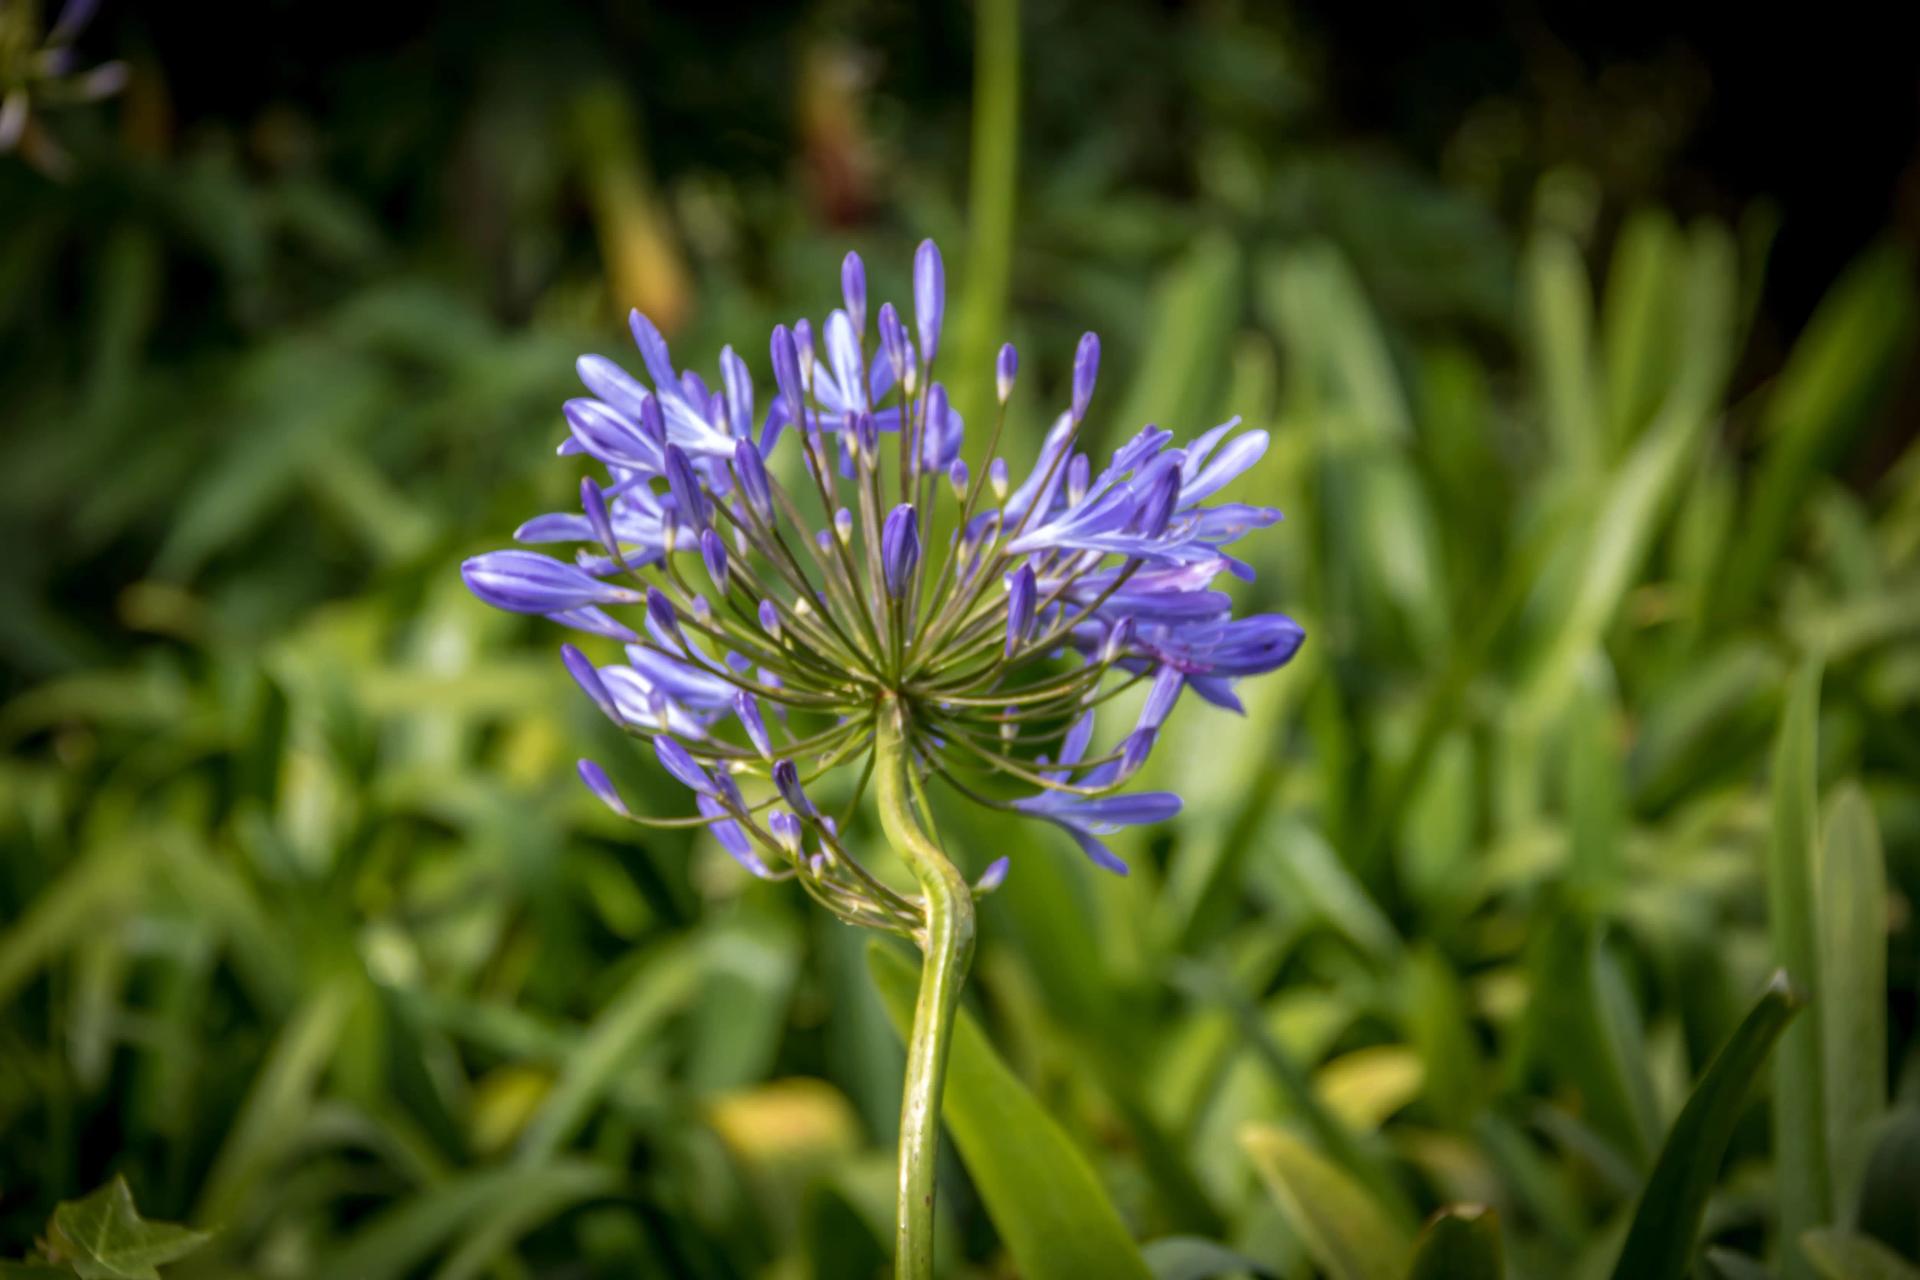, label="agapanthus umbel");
[463,241,1302,935]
